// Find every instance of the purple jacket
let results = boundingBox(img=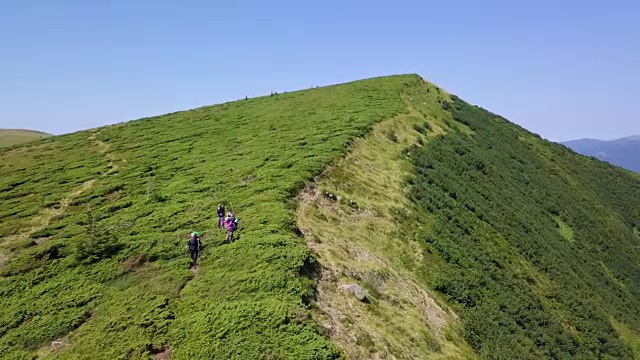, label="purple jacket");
[224,218,235,231]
